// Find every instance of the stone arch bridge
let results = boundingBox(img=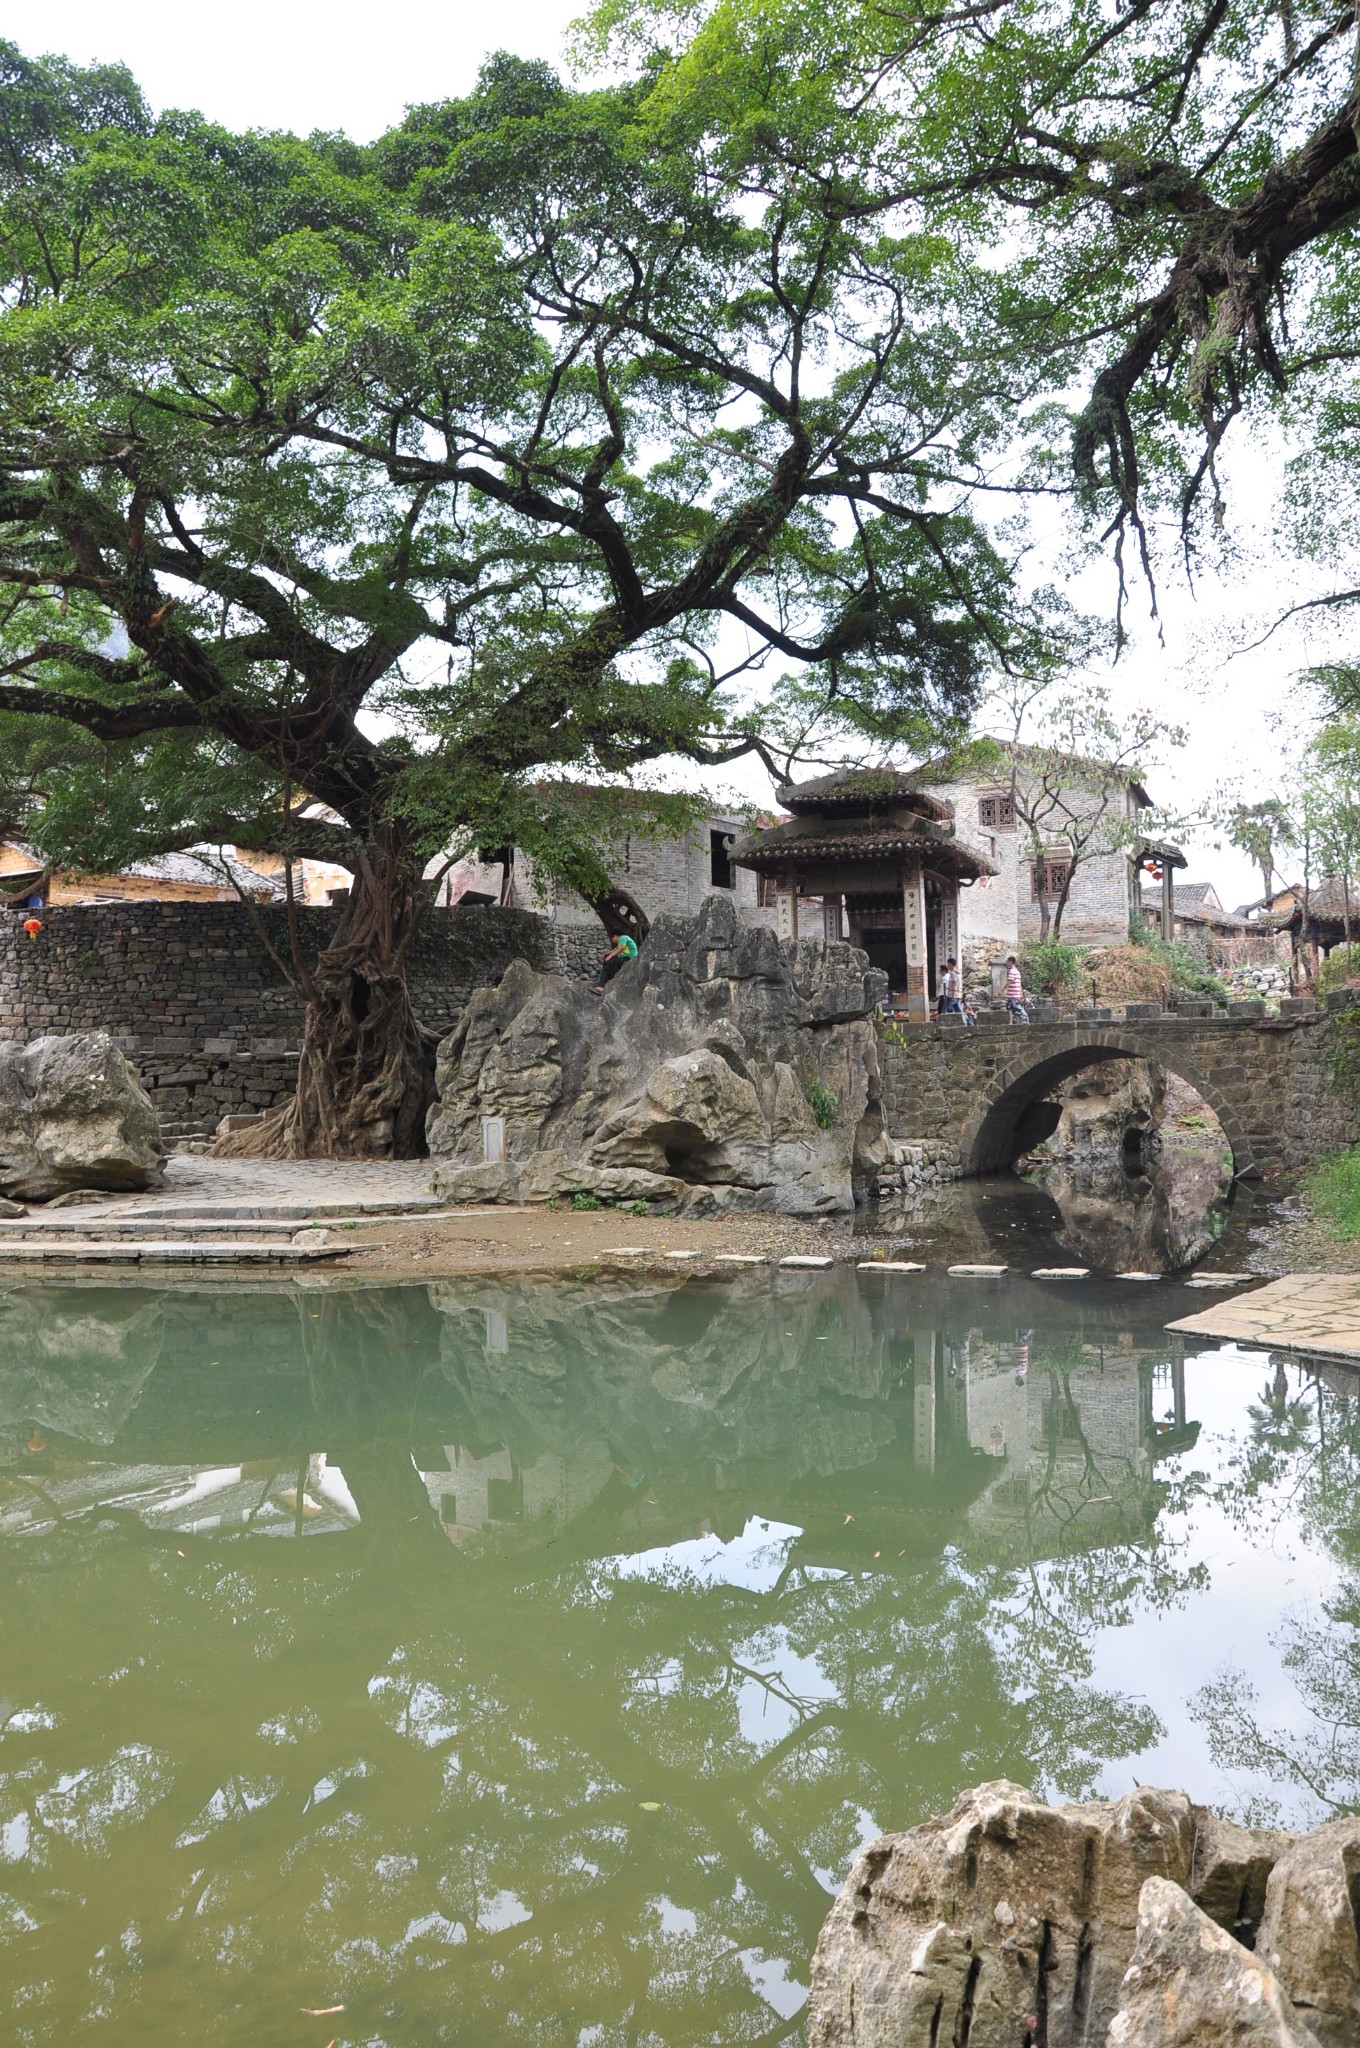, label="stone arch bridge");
[880,997,1358,1177]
